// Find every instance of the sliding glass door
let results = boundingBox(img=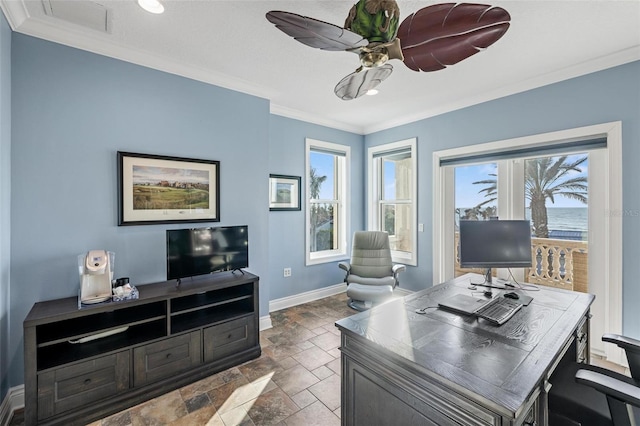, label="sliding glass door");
[435,123,622,362]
